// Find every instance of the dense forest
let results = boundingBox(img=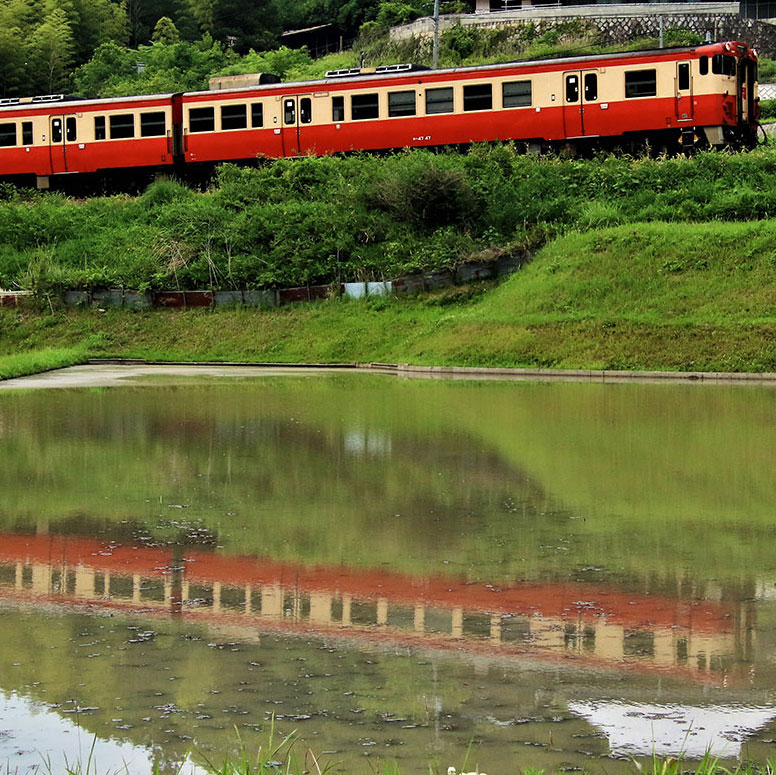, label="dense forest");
[0,0,472,98]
